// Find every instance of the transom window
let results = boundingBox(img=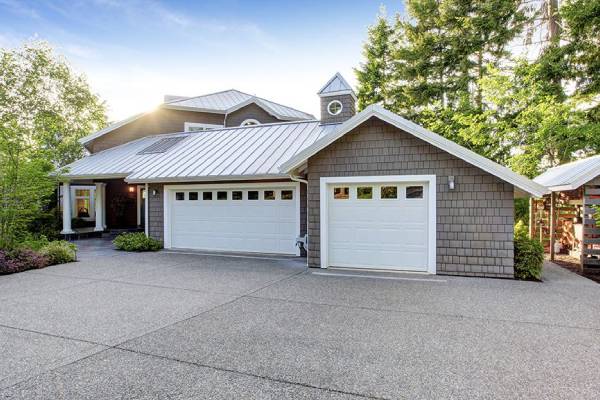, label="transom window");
[281,190,293,200]
[381,186,397,199]
[357,187,373,199]
[248,191,259,200]
[232,191,243,200]
[333,187,349,199]
[217,191,228,200]
[327,100,343,116]
[406,186,424,199]
[240,119,260,127]
[264,190,275,200]
[188,192,199,200]
[184,122,222,132]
